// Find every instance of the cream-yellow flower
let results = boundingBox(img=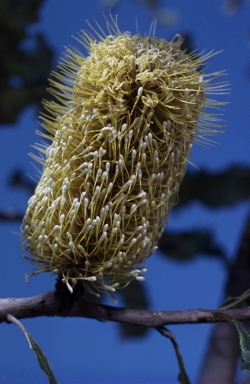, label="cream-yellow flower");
[21,19,227,296]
